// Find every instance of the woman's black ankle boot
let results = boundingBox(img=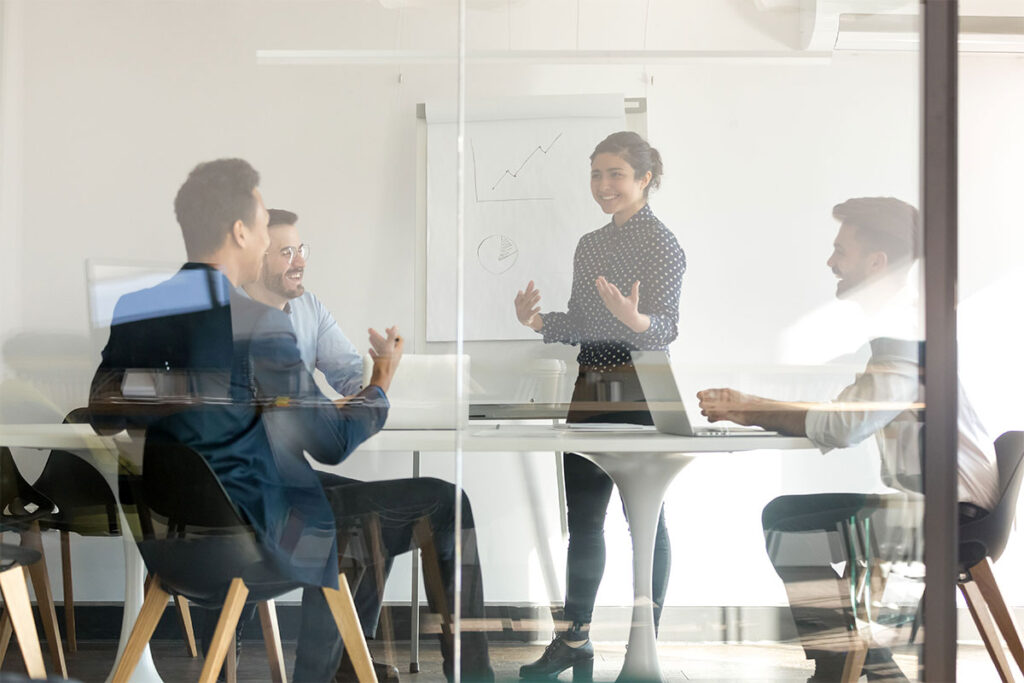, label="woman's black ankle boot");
[519,623,594,681]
